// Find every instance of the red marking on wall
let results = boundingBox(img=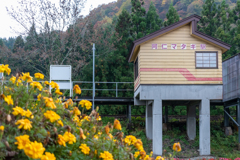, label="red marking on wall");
[140,68,222,81]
